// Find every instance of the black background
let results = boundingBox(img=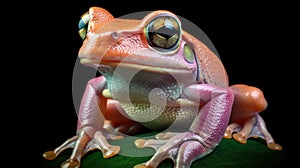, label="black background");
[13,0,296,167]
